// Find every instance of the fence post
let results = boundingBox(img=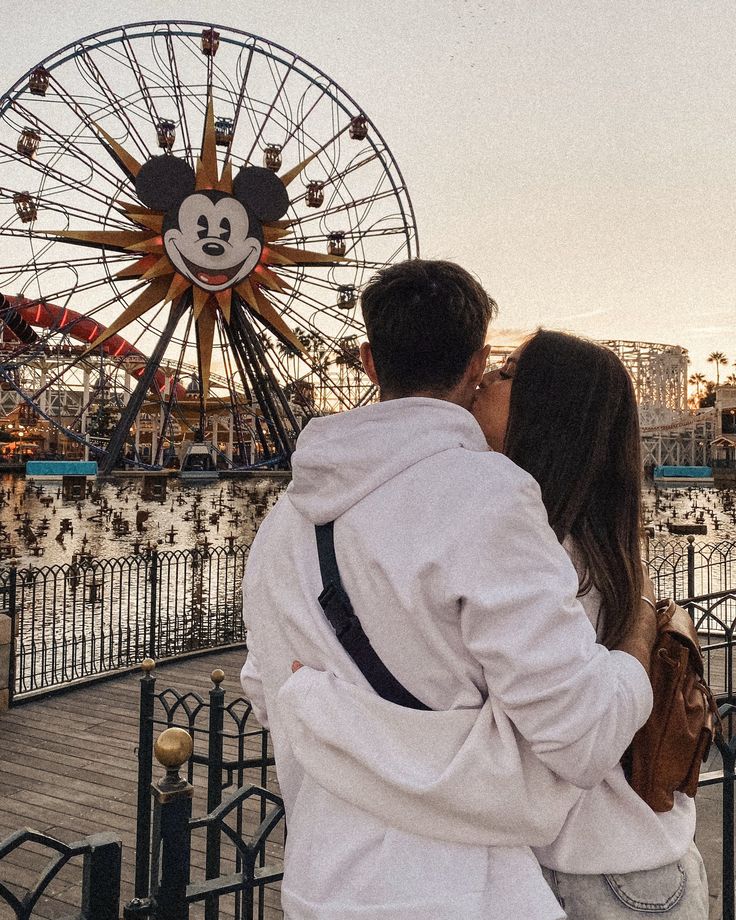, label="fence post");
[205,668,225,920]
[150,727,194,920]
[721,732,736,920]
[135,658,157,899]
[687,535,696,600]
[149,548,159,659]
[0,572,13,711]
[81,833,123,920]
